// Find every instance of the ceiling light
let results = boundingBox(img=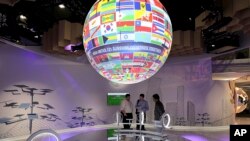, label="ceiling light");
[34,35,39,39]
[59,4,65,9]
[212,44,215,47]
[30,28,35,32]
[20,15,27,20]
[189,17,192,21]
